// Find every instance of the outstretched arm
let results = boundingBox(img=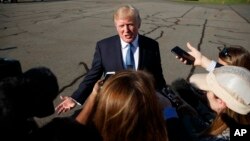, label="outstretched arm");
[186,42,212,69]
[75,80,102,125]
[177,42,217,71]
